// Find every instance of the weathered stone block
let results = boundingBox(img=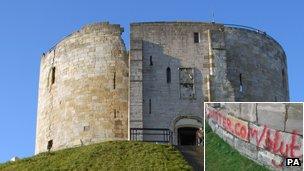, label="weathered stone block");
[221,103,240,117]
[130,82,142,104]
[222,128,235,147]
[130,39,142,50]
[285,103,303,135]
[130,61,142,81]
[234,138,258,160]
[257,103,286,131]
[215,124,224,140]
[257,149,283,171]
[130,50,143,61]
[240,103,257,122]
[208,119,218,132]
